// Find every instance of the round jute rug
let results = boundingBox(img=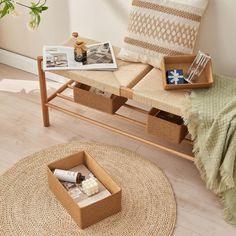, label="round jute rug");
[0,142,176,236]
